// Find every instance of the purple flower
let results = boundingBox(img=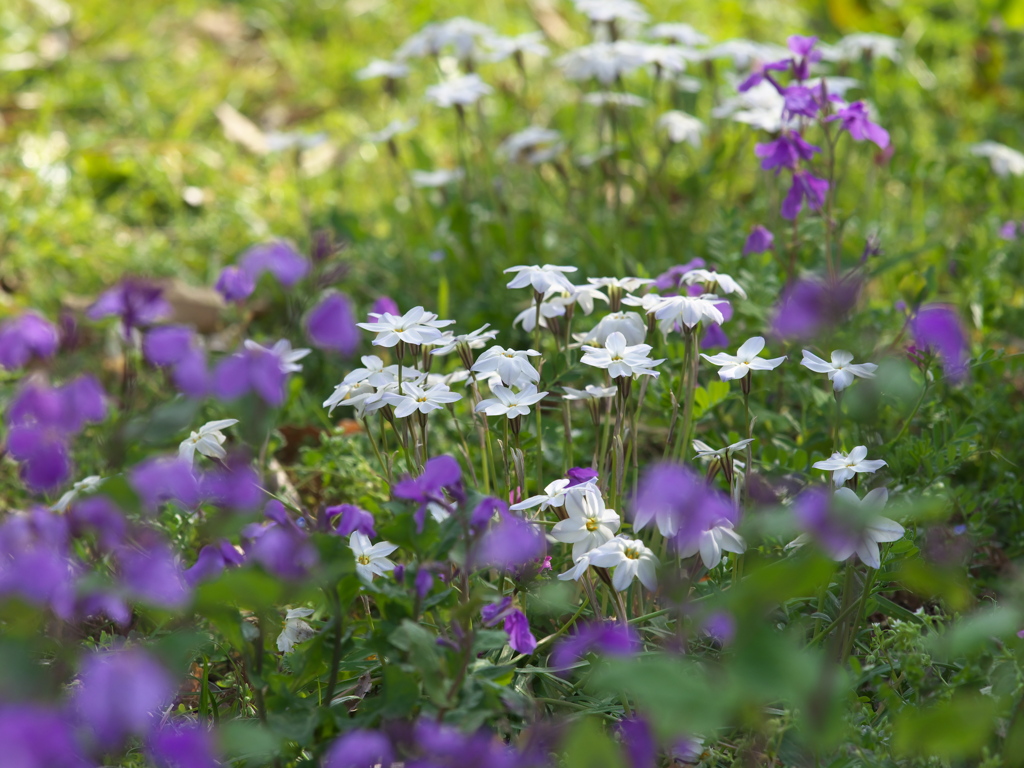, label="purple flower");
[782,85,820,118]
[470,496,505,531]
[393,455,464,531]
[117,536,191,609]
[130,457,202,511]
[306,292,359,355]
[211,345,287,406]
[0,705,91,768]
[239,241,310,287]
[632,462,711,545]
[148,722,220,768]
[771,276,859,340]
[551,621,640,672]
[1000,221,1019,240]
[87,279,170,335]
[793,486,859,558]
[77,591,131,626]
[700,322,729,350]
[566,467,598,487]
[327,504,377,537]
[830,101,890,149]
[704,610,736,645]
[184,540,244,586]
[652,259,706,291]
[743,225,774,255]
[170,348,212,397]
[474,512,546,569]
[0,312,59,370]
[244,504,318,579]
[503,609,537,654]
[6,426,71,491]
[199,461,262,511]
[616,717,657,768]
[143,325,197,366]
[369,296,400,319]
[69,496,127,550]
[215,265,256,303]
[788,34,821,80]
[755,132,820,171]
[58,375,108,433]
[323,729,393,768]
[415,568,434,599]
[0,509,77,618]
[781,171,829,219]
[910,304,970,382]
[74,647,176,749]
[737,59,789,92]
